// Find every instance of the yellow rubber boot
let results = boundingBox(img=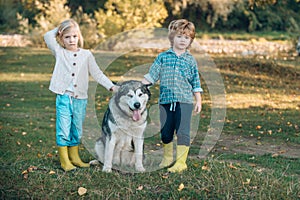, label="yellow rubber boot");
[167,145,189,173]
[58,146,76,171]
[159,142,174,168]
[68,146,90,168]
